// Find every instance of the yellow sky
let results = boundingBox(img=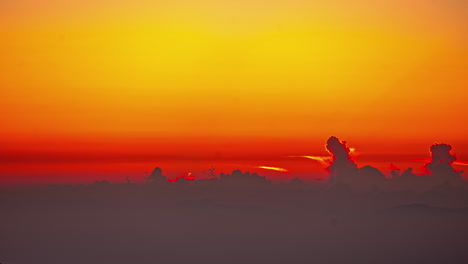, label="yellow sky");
[1,0,467,147]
